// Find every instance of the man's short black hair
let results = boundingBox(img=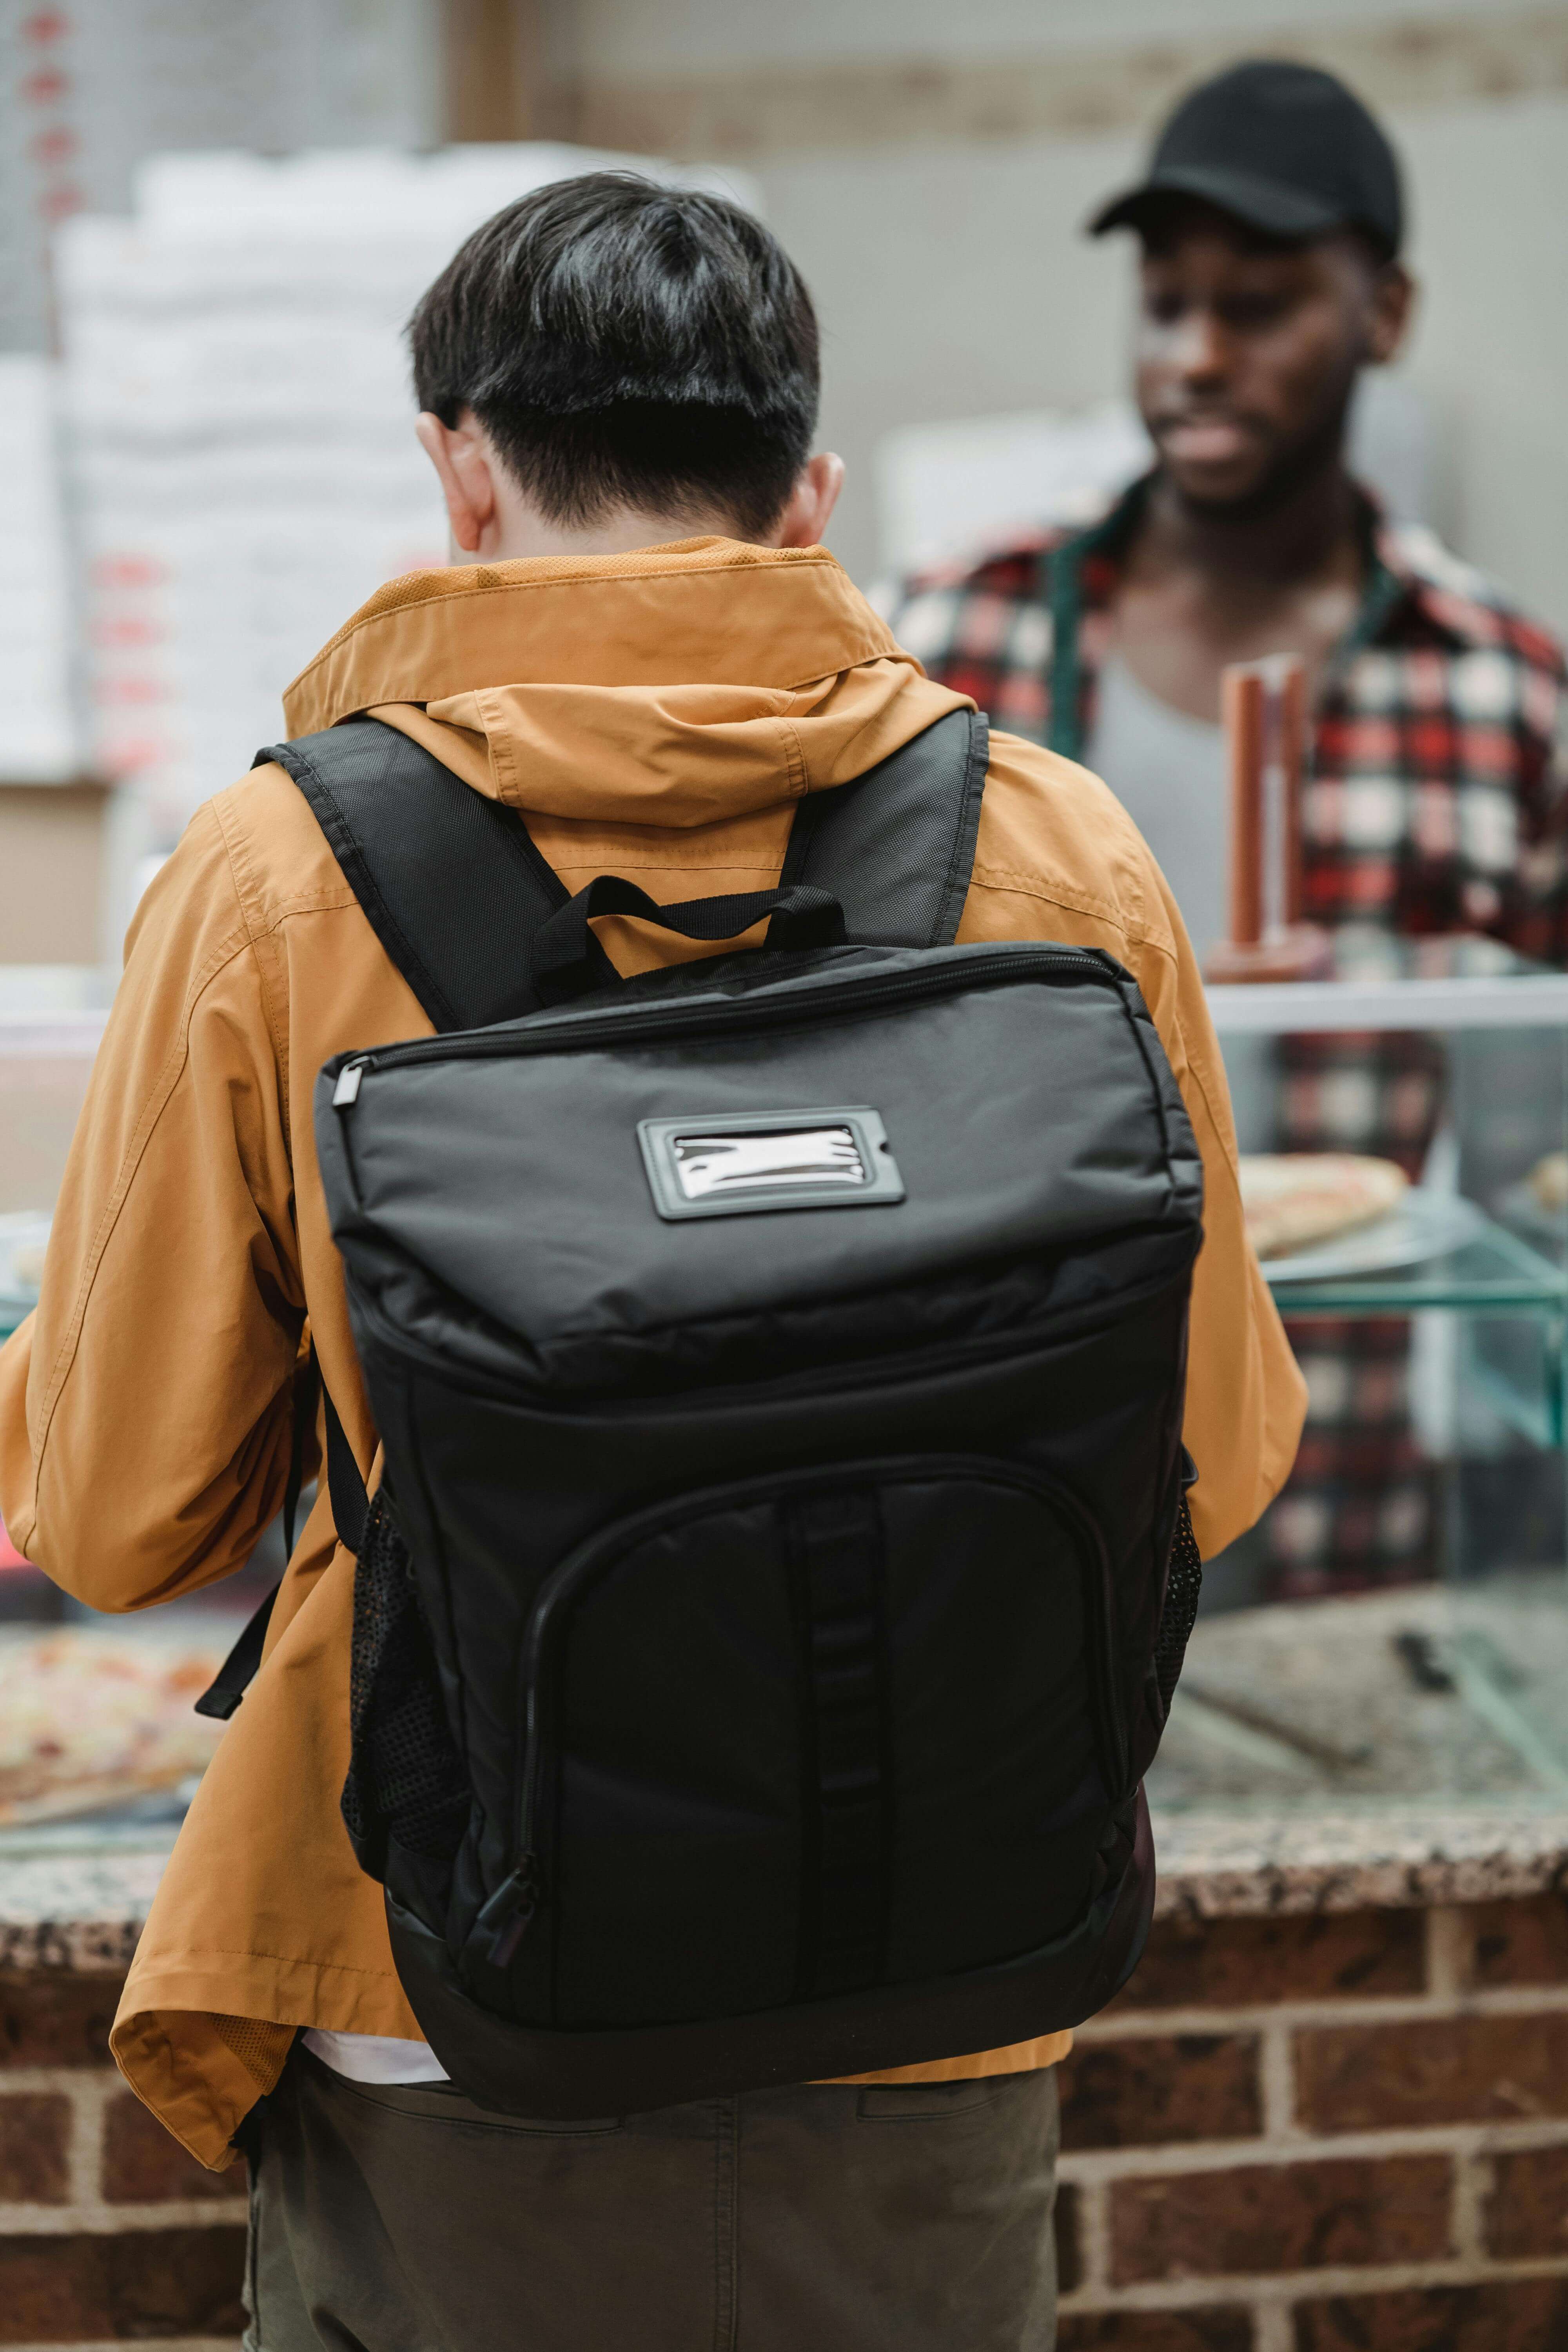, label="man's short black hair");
[409,172,820,539]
